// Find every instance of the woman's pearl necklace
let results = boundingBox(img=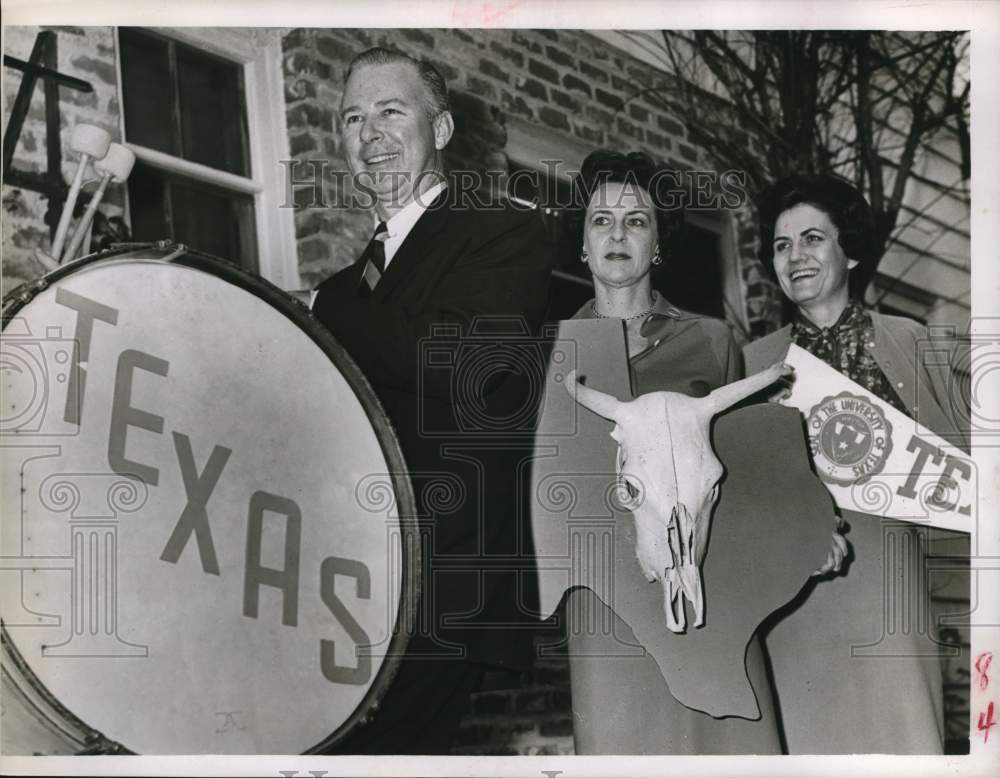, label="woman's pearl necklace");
[591,297,656,321]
